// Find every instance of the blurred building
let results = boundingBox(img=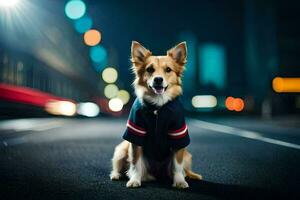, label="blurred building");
[0,0,103,116]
